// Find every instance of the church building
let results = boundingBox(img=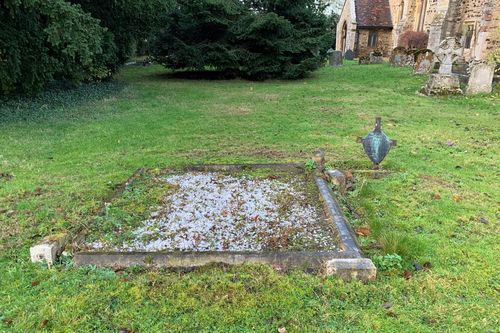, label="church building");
[336,0,499,60]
